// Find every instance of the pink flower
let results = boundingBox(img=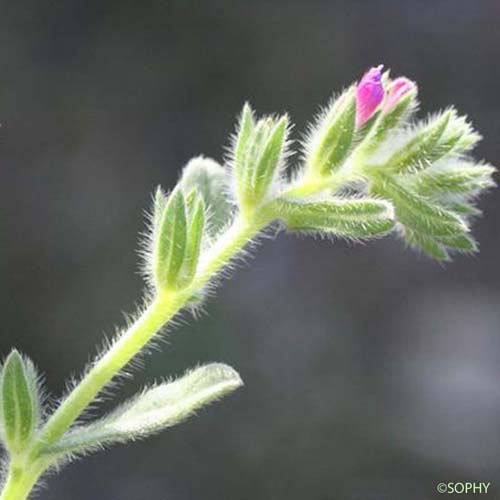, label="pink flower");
[356,65,385,127]
[384,77,417,112]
